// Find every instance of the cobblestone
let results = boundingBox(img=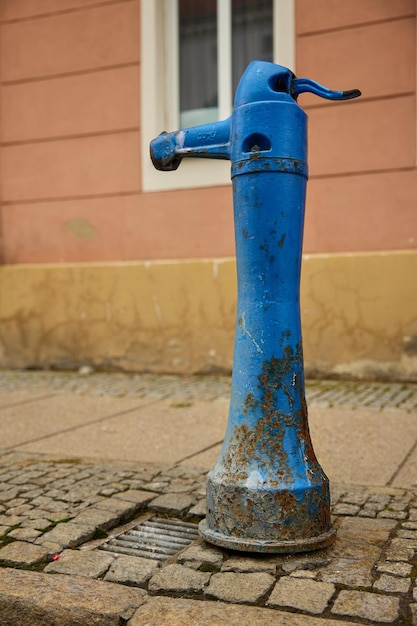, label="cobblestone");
[177,542,224,570]
[0,370,416,411]
[44,549,115,578]
[318,558,375,587]
[104,555,160,586]
[0,541,49,565]
[148,563,211,593]
[332,590,400,622]
[267,577,335,614]
[148,493,195,516]
[221,556,277,574]
[36,521,96,549]
[373,573,412,594]
[376,561,413,577]
[205,572,275,604]
[8,527,42,541]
